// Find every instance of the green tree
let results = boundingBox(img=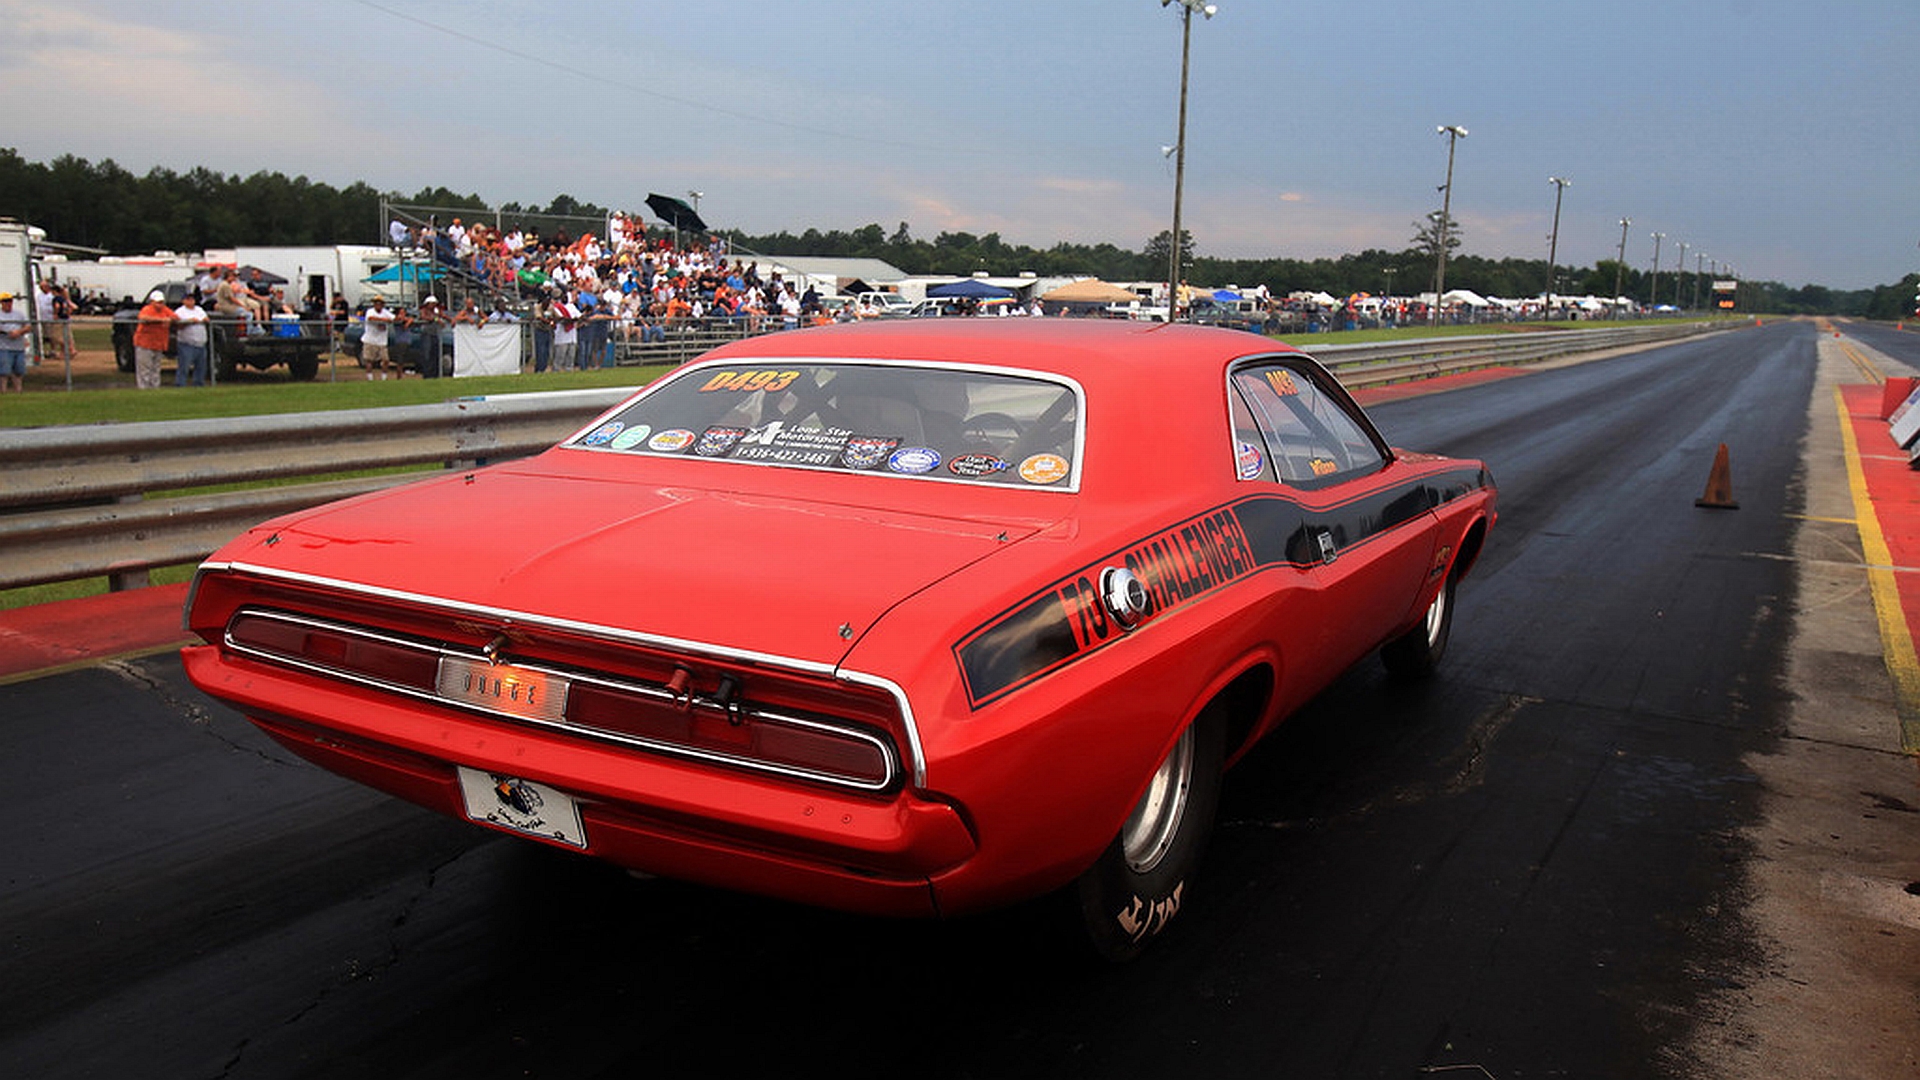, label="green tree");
[1142,228,1194,270]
